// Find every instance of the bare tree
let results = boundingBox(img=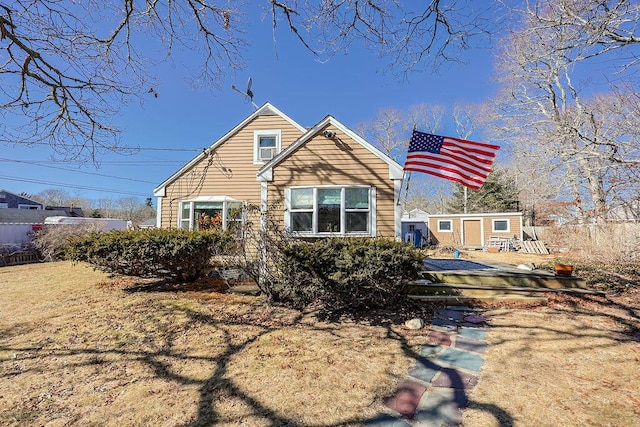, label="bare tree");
[0,1,247,162]
[494,0,640,223]
[1,1,496,162]
[406,103,446,134]
[34,188,90,209]
[356,102,448,212]
[355,108,407,161]
[269,0,496,71]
